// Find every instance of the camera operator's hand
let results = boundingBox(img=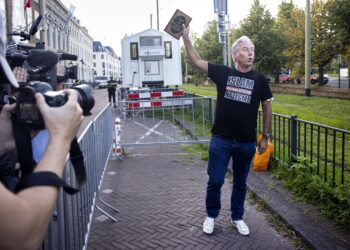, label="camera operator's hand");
[56,63,65,77]
[0,103,16,156]
[12,67,27,84]
[35,89,83,149]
